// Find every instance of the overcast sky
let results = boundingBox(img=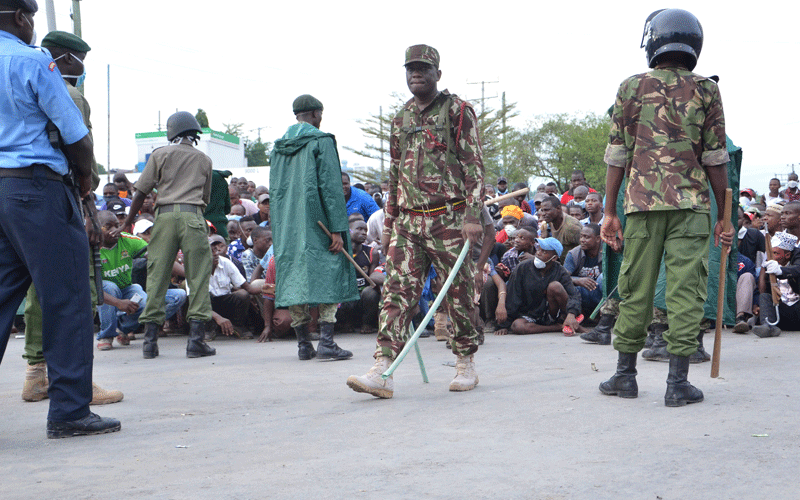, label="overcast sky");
[42,0,799,194]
